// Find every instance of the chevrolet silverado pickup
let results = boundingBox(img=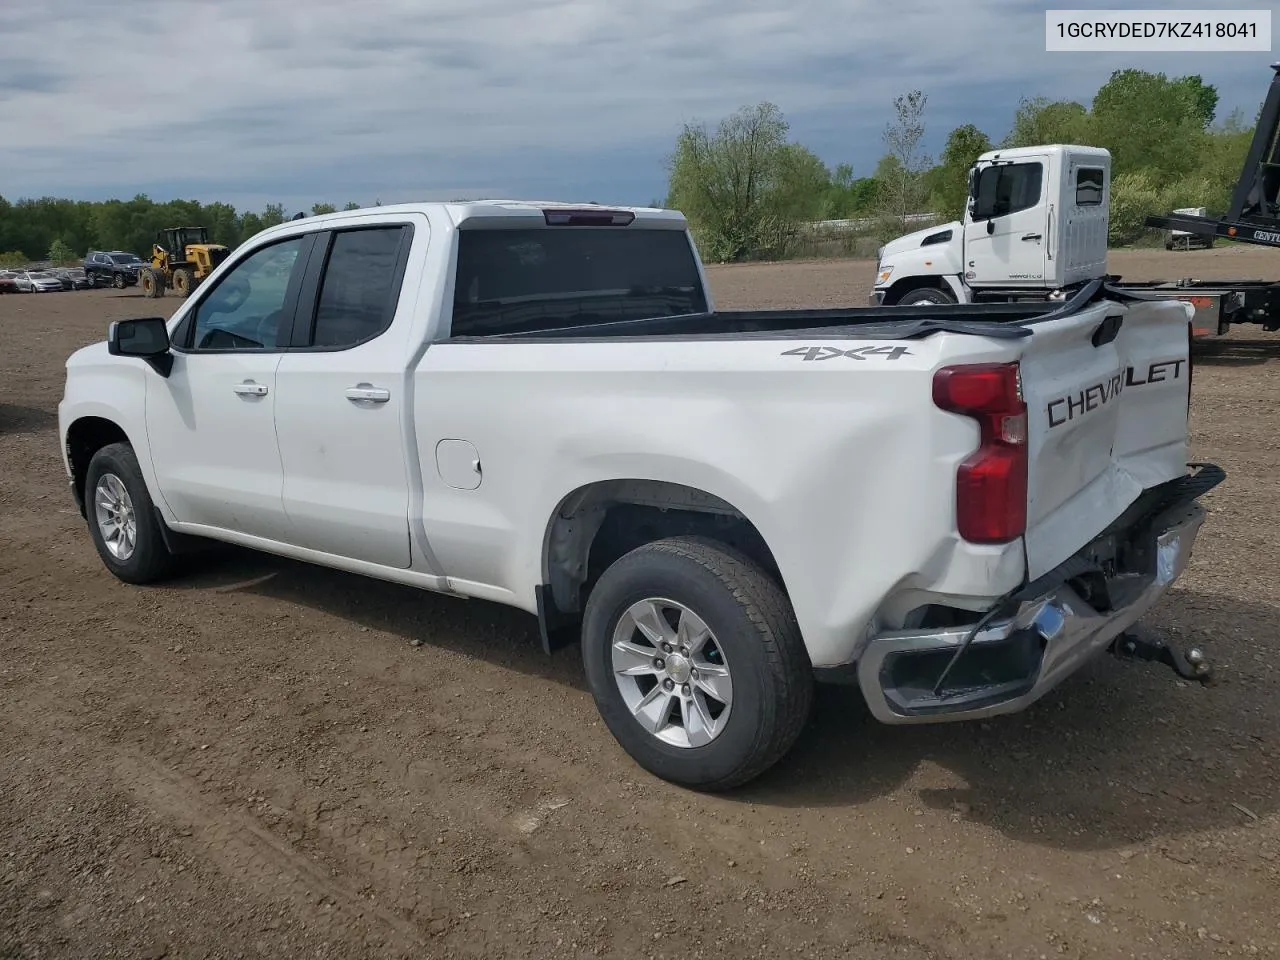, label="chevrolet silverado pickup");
[58,200,1223,790]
